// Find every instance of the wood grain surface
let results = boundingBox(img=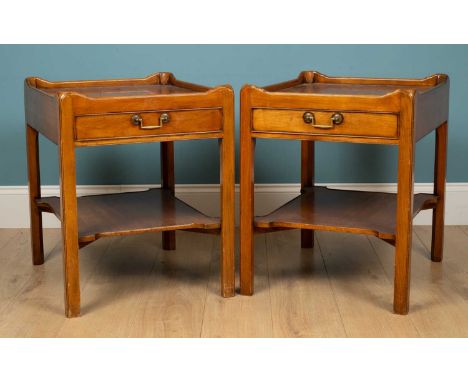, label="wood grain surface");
[37,189,220,245]
[1,227,467,337]
[254,186,437,241]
